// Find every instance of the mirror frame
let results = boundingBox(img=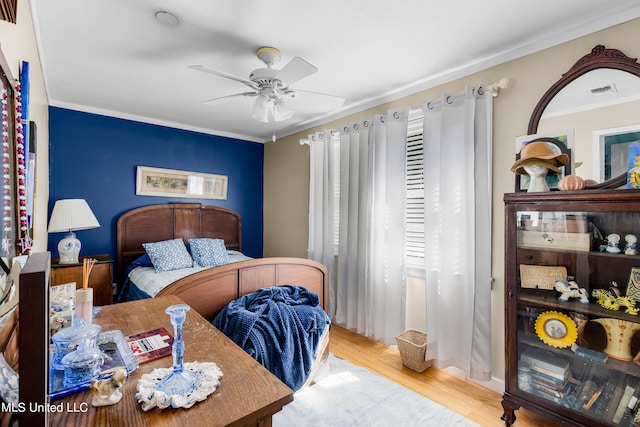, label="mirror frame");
[527,44,640,189]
